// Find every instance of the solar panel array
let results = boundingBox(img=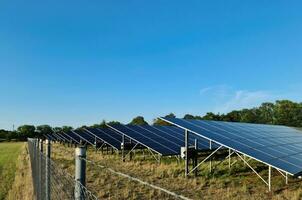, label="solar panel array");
[160,117,302,176]
[83,127,127,150]
[72,130,95,146]
[108,124,215,156]
[63,131,82,144]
